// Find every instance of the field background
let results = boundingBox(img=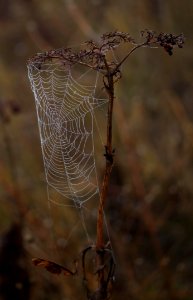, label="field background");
[0,1,193,299]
